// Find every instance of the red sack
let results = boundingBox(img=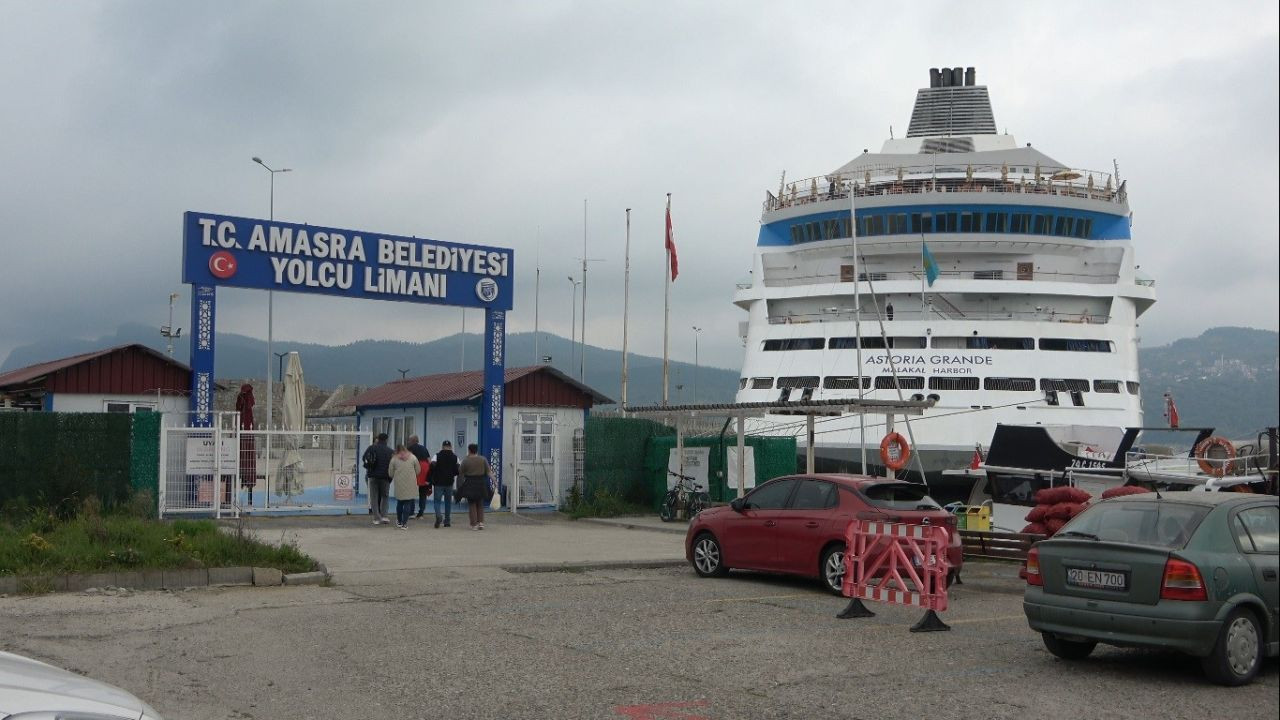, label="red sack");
[1046,502,1073,520]
[1021,522,1048,536]
[1044,517,1066,535]
[1062,487,1092,504]
[1033,487,1064,505]
[1025,506,1047,522]
[1102,485,1150,499]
